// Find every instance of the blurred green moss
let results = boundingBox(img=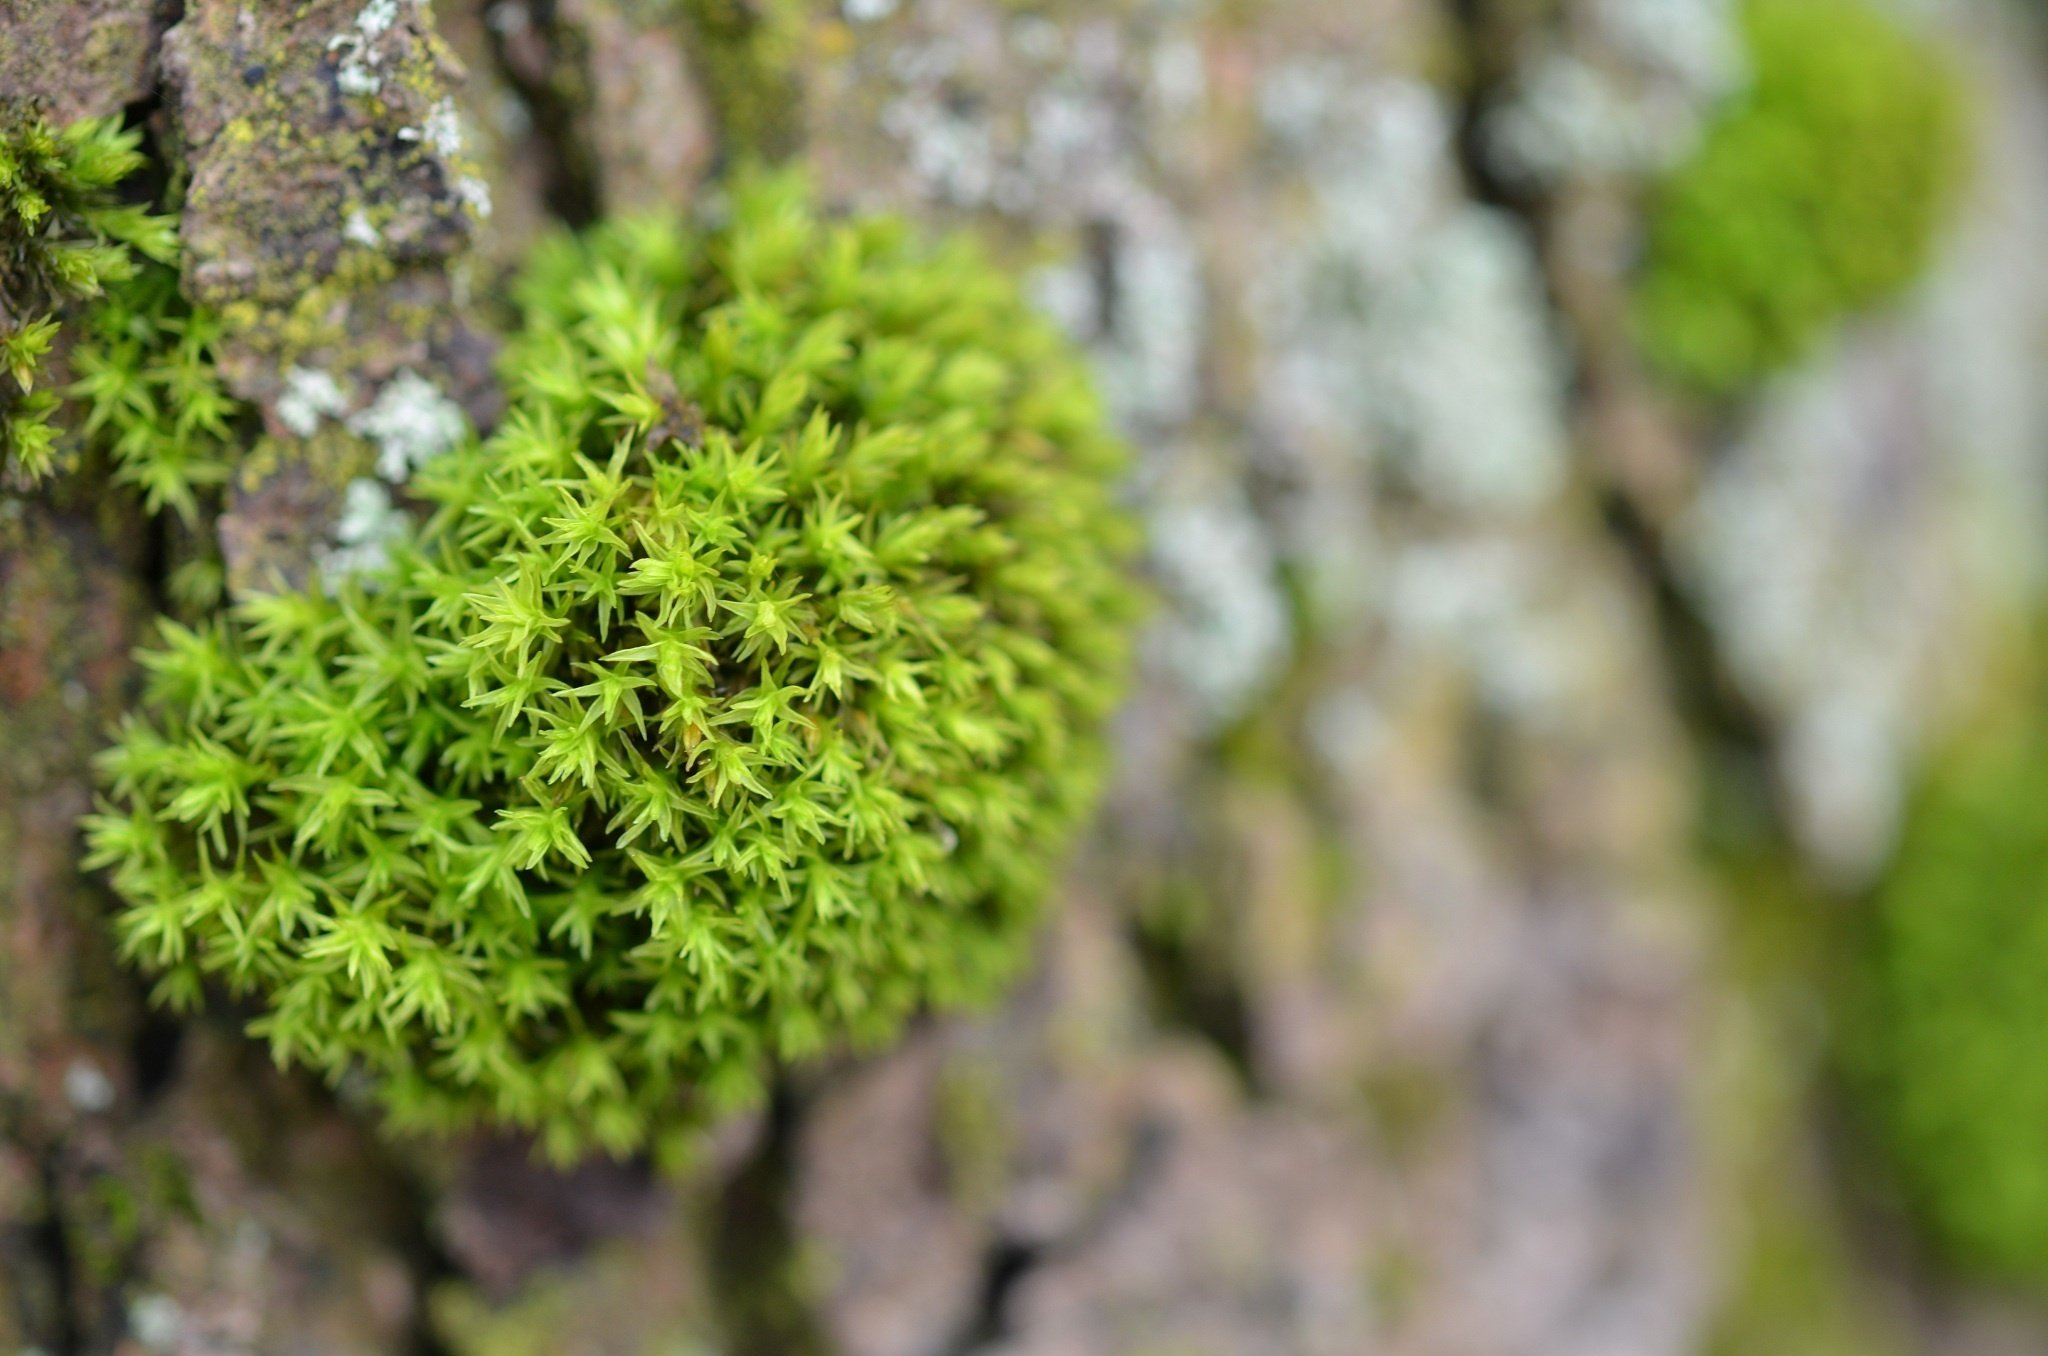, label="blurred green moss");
[1695,840,1907,1355]
[679,0,806,164]
[1634,0,1969,396]
[1841,699,2048,1283]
